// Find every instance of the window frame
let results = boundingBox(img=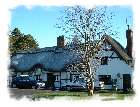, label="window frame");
[101,57,108,65]
[98,75,112,85]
